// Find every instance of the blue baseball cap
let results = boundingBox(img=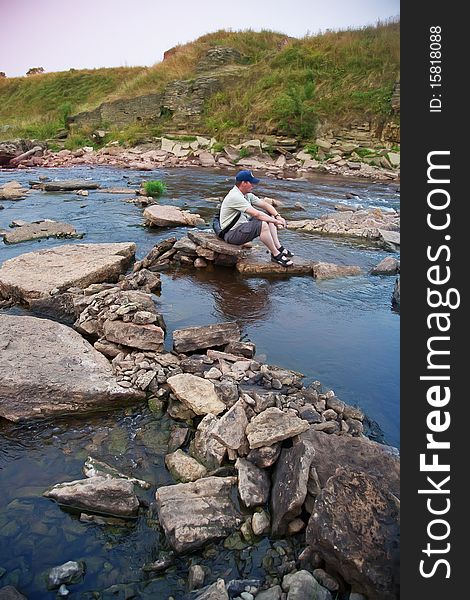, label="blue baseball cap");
[235,170,260,184]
